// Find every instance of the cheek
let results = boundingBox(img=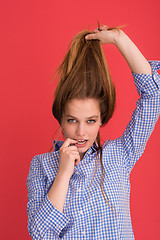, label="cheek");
[89,125,100,138]
[63,124,75,138]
